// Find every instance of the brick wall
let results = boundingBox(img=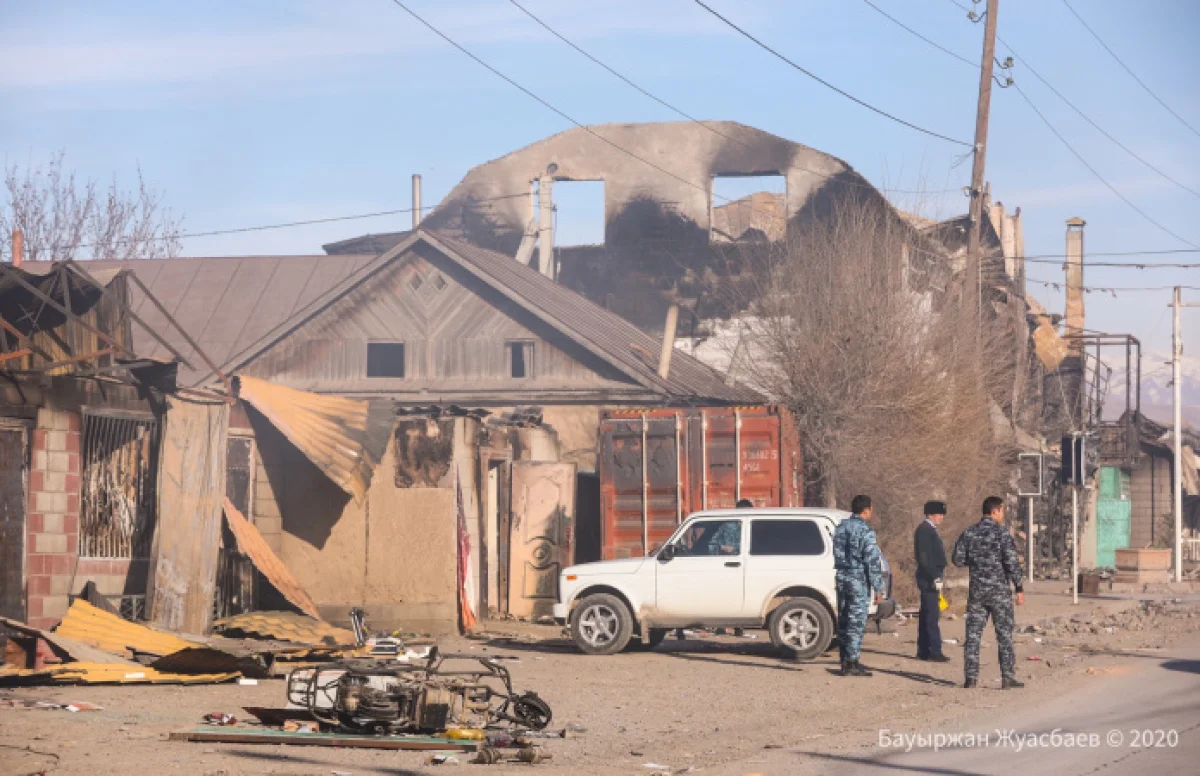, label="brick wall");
[25,408,81,630]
